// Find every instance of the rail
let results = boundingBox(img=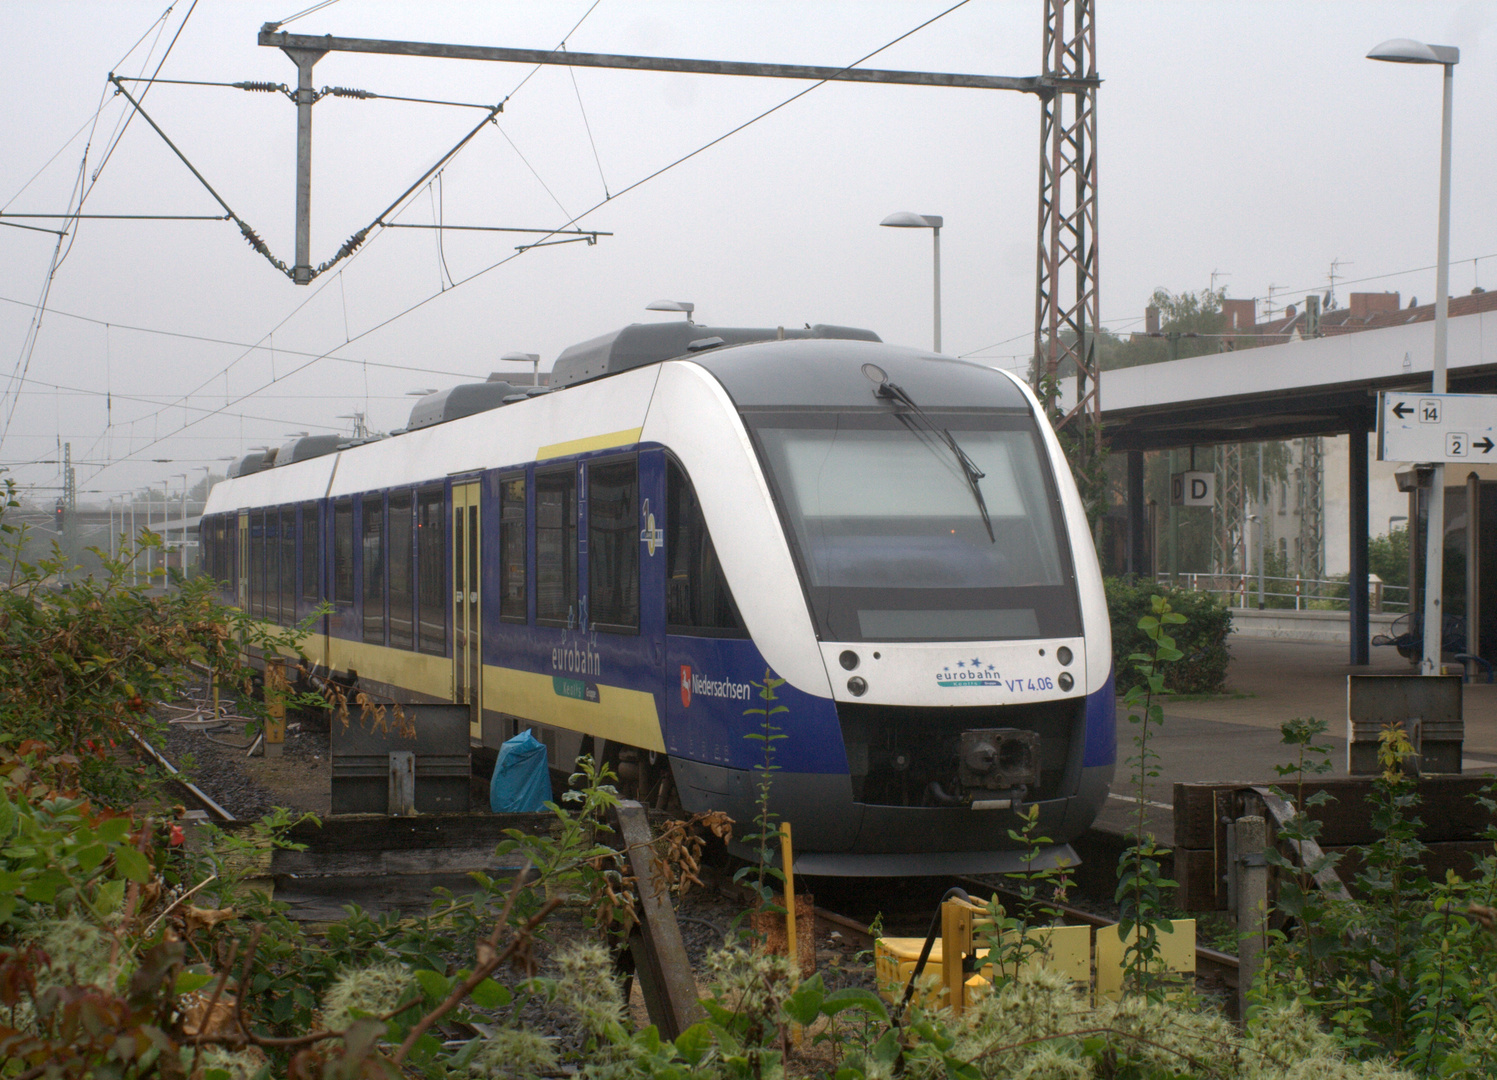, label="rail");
[1154,572,1410,614]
